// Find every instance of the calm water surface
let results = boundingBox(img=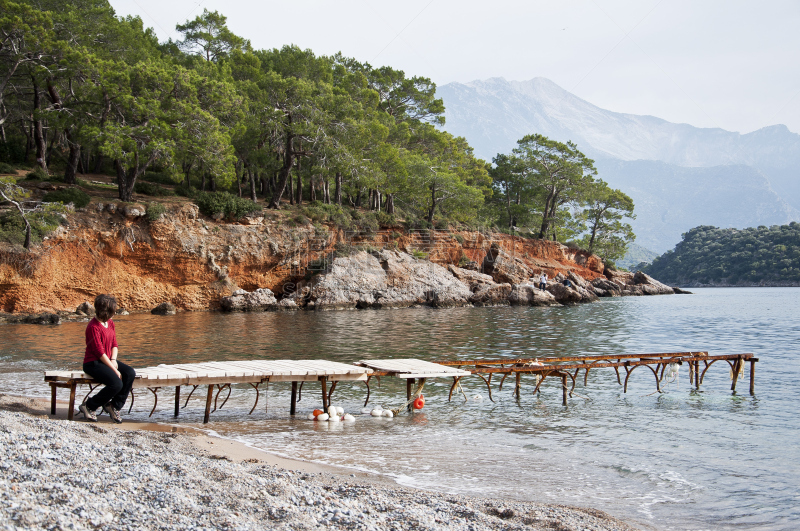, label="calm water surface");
[1,288,798,530]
